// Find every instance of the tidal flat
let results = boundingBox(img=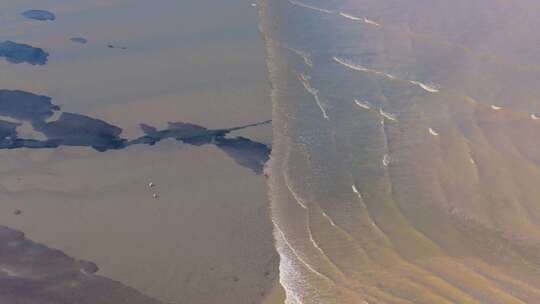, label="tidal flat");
[0,0,282,303]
